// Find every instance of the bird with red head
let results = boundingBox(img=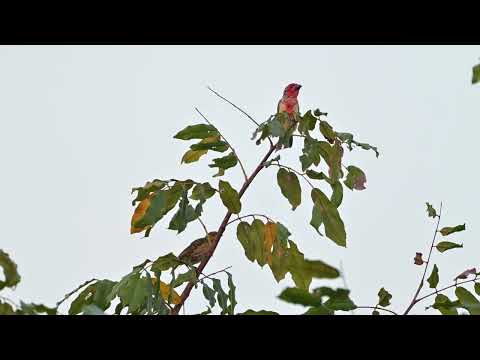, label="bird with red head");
[276,83,302,149]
